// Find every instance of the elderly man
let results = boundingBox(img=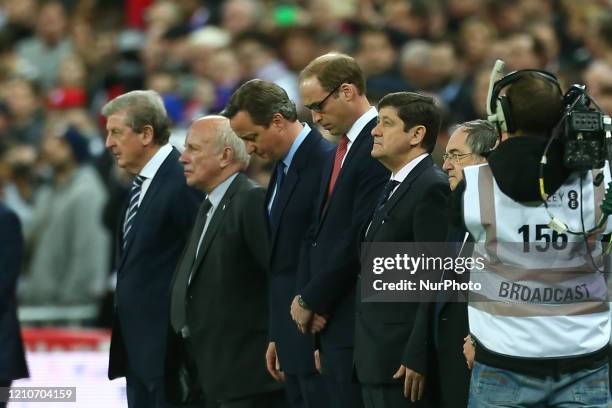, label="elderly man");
[103,90,203,408]
[442,119,497,191]
[435,119,497,408]
[168,116,284,408]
